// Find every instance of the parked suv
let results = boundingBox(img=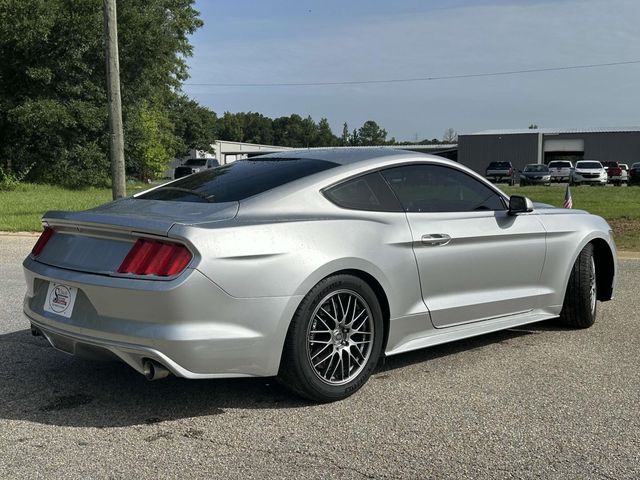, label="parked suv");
[547,160,573,182]
[174,158,220,179]
[571,160,607,186]
[485,161,514,184]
